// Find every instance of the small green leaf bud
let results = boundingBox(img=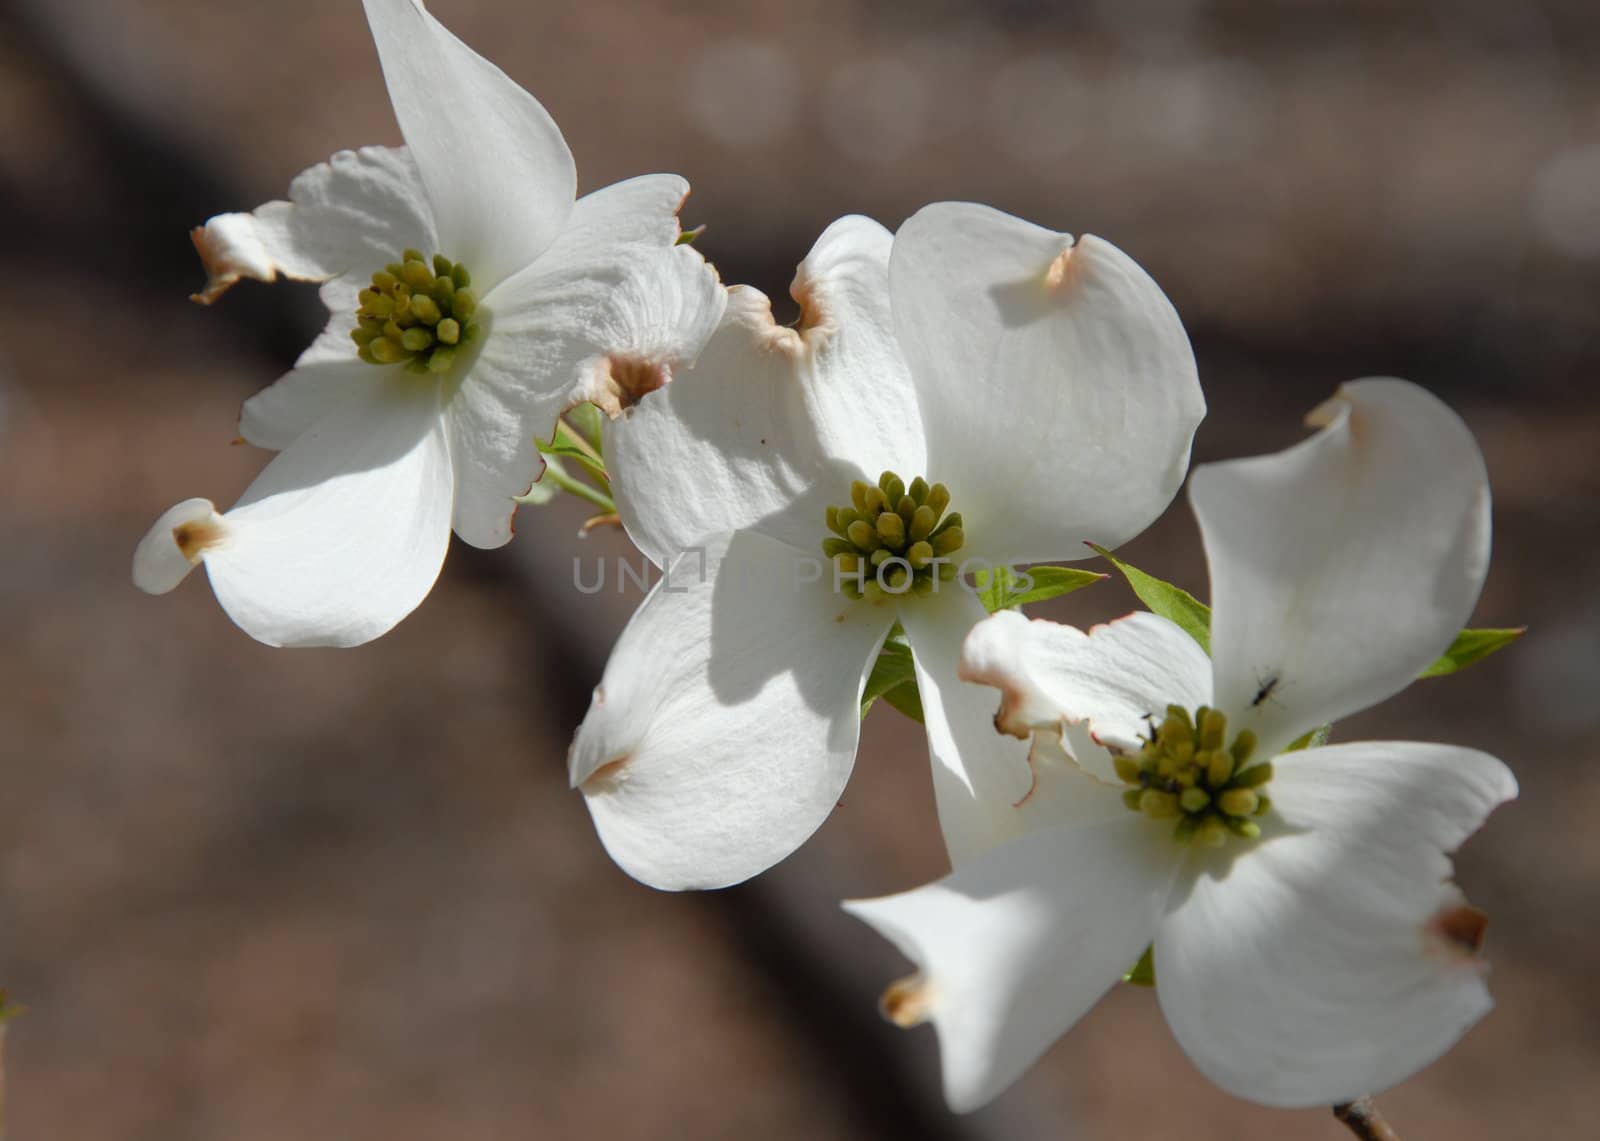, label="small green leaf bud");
[435,318,461,345]
[1113,755,1143,784]
[931,527,964,556]
[877,511,906,548]
[1195,815,1229,847]
[1219,788,1260,818]
[1139,789,1180,820]
[410,294,442,325]
[847,520,879,551]
[400,327,435,353]
[1179,787,1211,814]
[1235,762,1274,789]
